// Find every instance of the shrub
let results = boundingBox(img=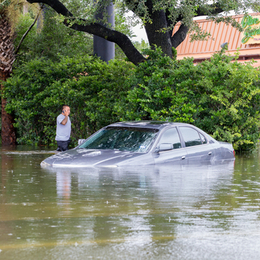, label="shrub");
[2,48,260,151]
[193,53,260,151]
[117,47,260,151]
[3,55,134,146]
